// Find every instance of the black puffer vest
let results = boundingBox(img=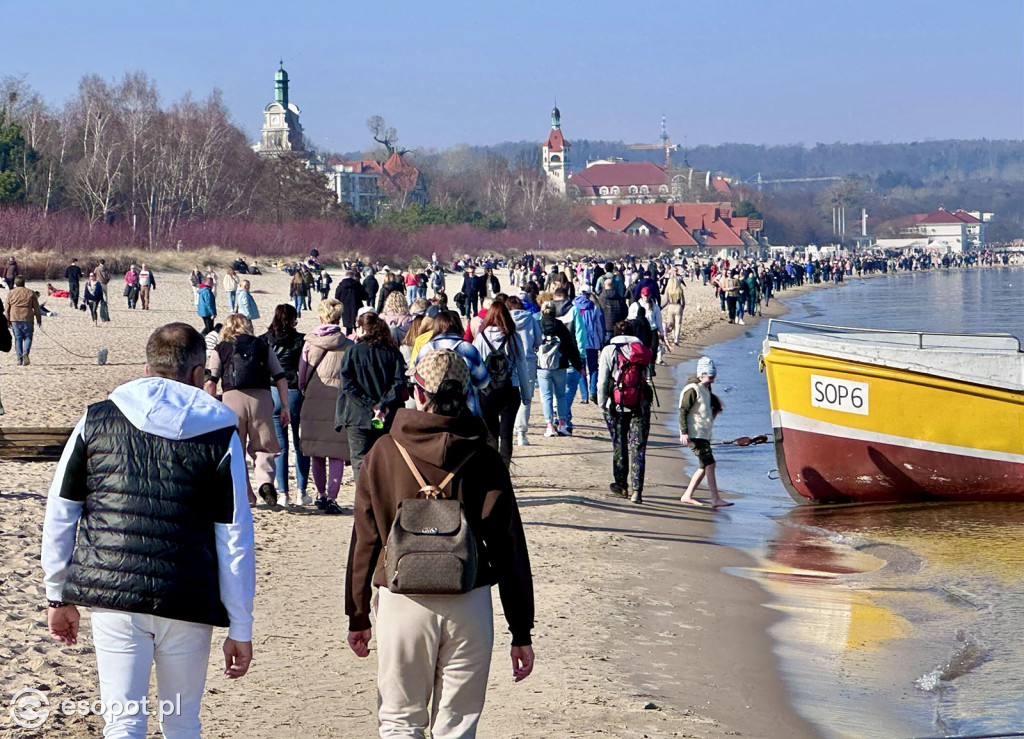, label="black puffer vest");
[62,400,236,627]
